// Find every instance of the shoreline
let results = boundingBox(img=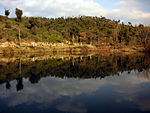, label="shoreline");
[0,41,145,55]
